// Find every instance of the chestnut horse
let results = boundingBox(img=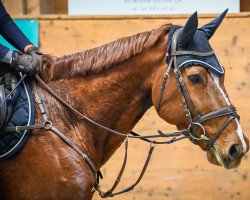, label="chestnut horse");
[0,12,249,199]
